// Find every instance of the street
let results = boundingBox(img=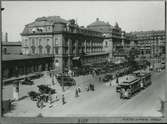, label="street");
[3,71,165,117]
